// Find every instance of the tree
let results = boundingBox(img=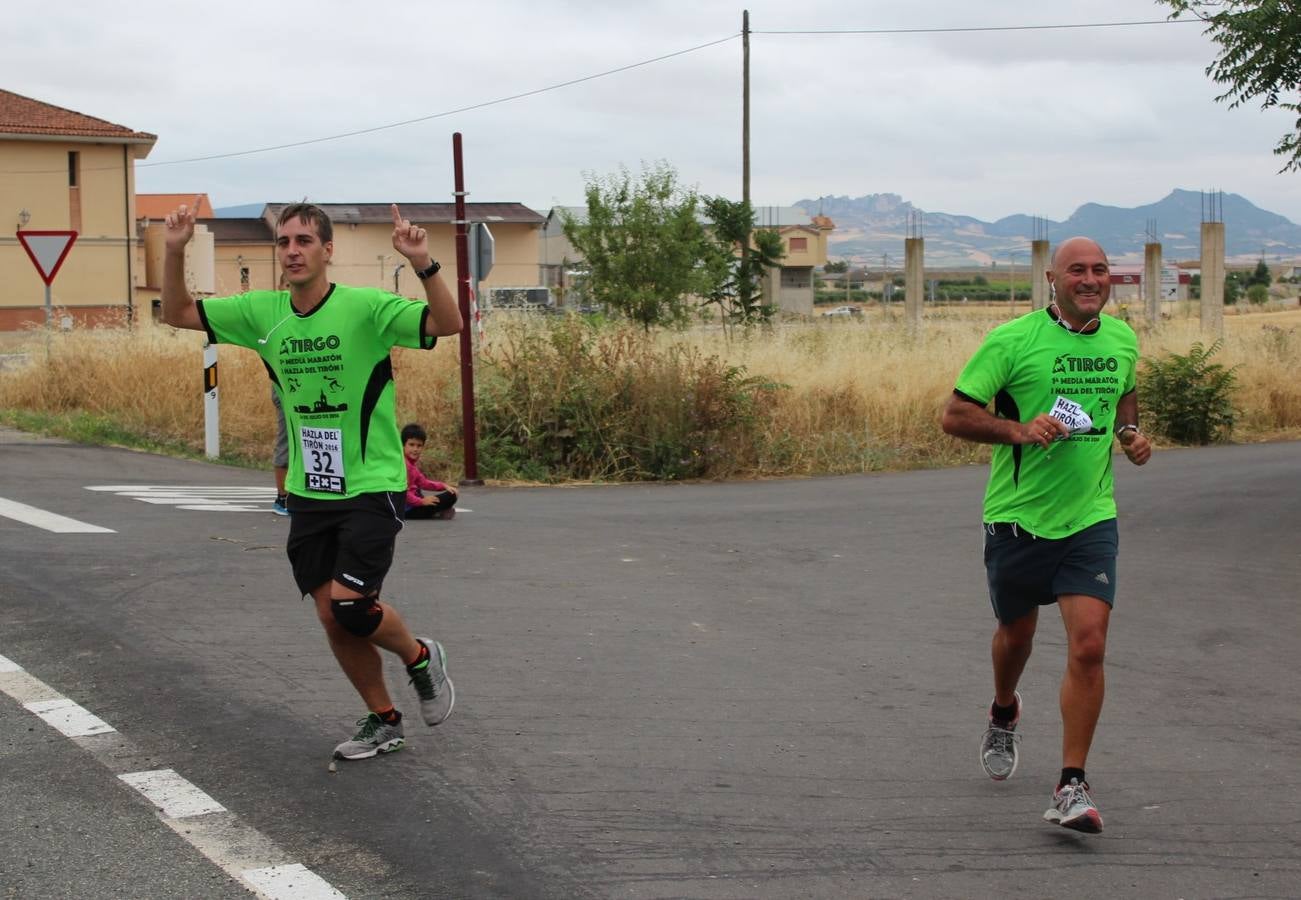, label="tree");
[700,197,785,329]
[1224,271,1242,304]
[563,163,718,330]
[1248,258,1273,286]
[823,259,849,274]
[1159,1,1301,172]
